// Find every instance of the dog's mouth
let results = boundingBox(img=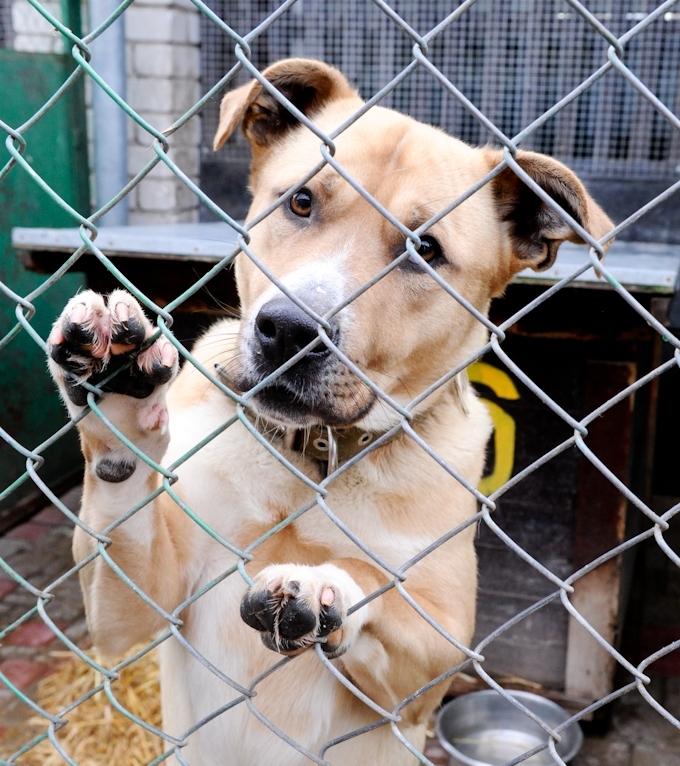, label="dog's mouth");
[252,381,321,426]
[235,369,376,429]
[230,299,377,428]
